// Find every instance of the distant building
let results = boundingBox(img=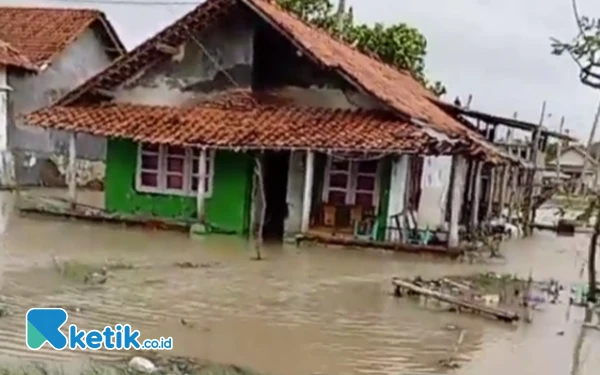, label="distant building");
[0,6,125,187]
[546,145,598,191]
